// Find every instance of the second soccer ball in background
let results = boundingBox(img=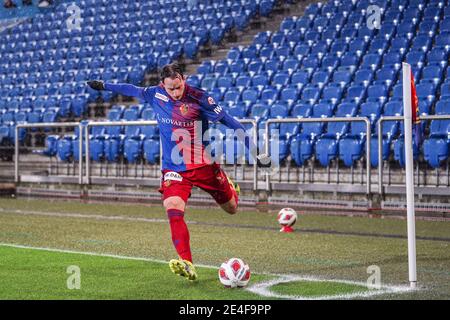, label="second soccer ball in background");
[277,208,298,233]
